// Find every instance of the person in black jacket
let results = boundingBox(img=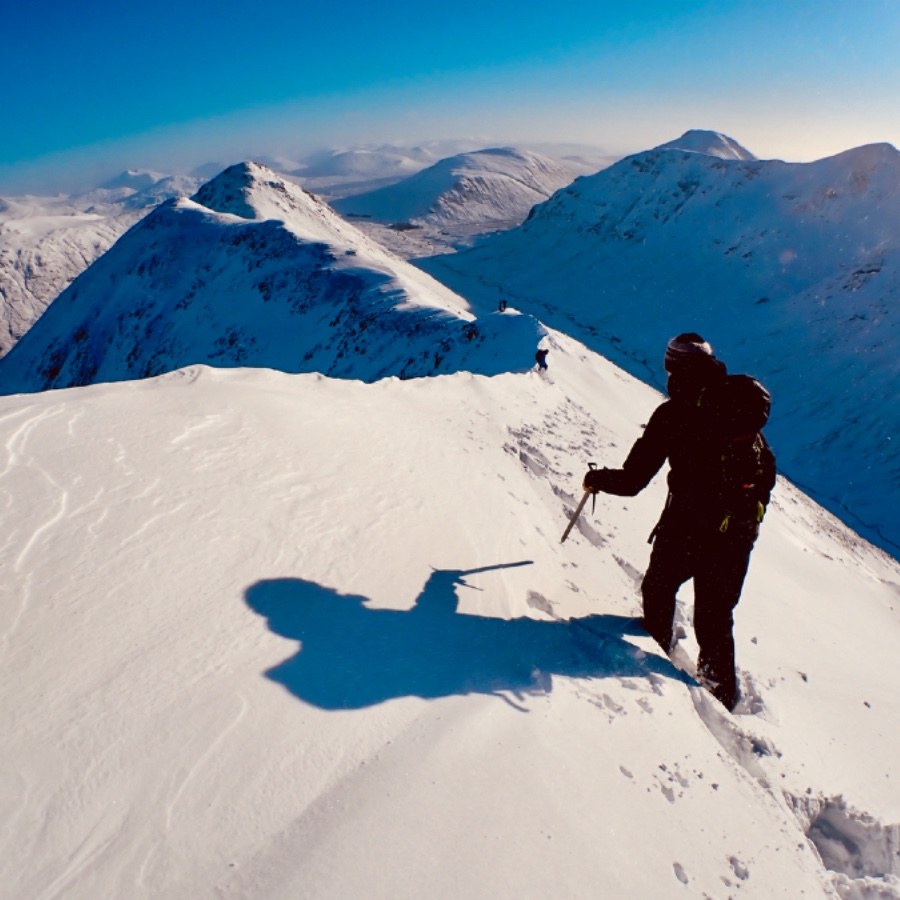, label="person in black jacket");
[583,333,775,710]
